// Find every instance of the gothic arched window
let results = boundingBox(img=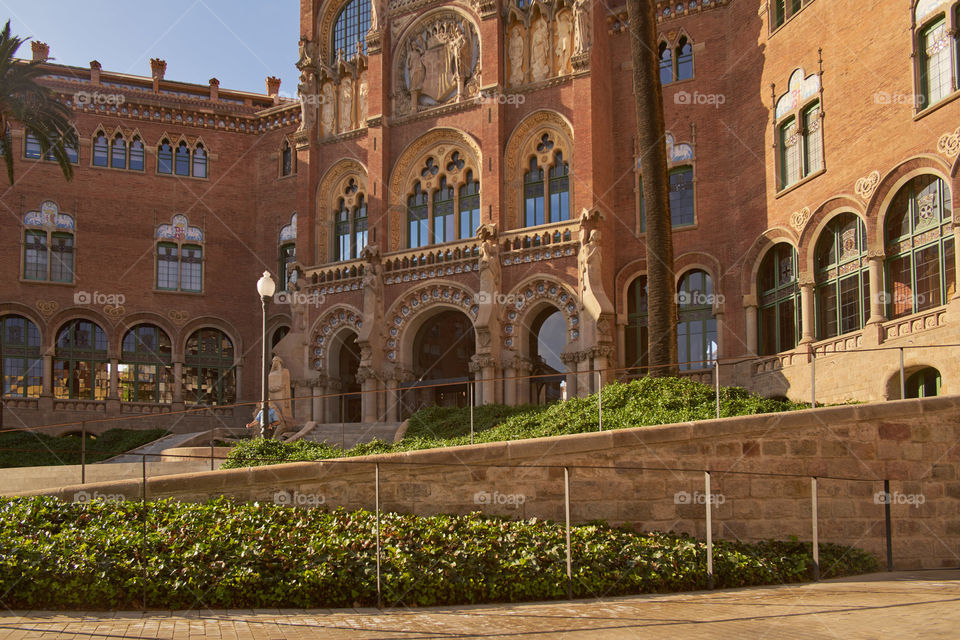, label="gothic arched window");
[332,0,370,62]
